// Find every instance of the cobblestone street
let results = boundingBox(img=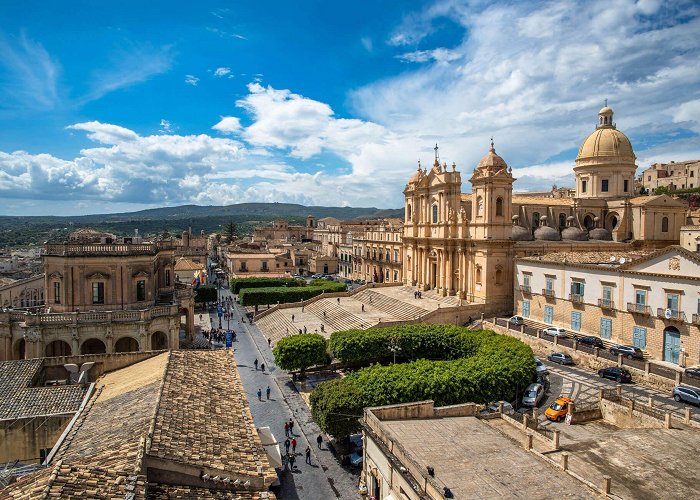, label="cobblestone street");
[210,291,359,499]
